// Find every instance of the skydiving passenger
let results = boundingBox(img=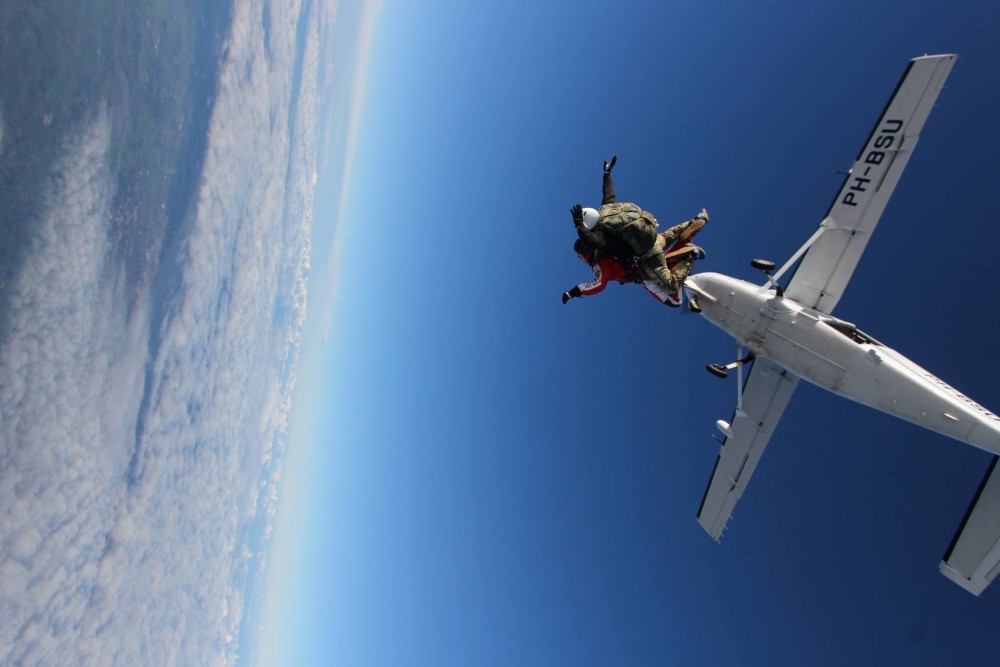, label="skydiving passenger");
[562,224,707,307]
[565,155,708,305]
